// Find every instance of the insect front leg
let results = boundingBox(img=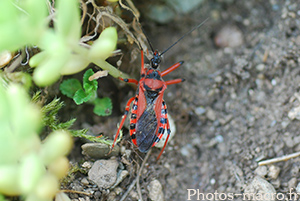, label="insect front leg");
[118,77,139,85]
[162,61,185,86]
[118,49,145,85]
[161,61,184,77]
[109,96,135,154]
